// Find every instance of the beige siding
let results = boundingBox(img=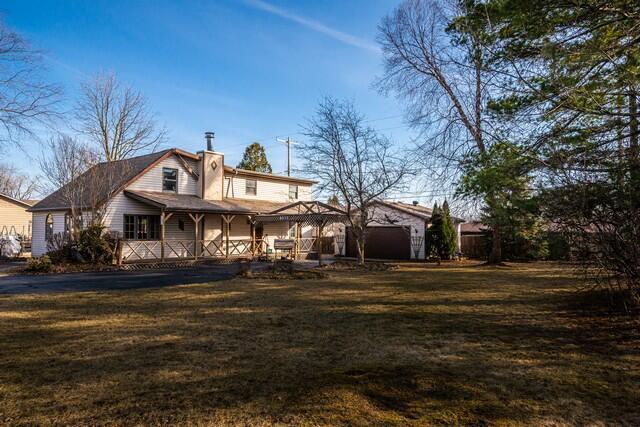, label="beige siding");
[164,213,196,240]
[103,192,160,234]
[31,211,66,256]
[201,214,253,240]
[128,155,198,195]
[223,174,312,202]
[202,214,223,241]
[0,198,32,237]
